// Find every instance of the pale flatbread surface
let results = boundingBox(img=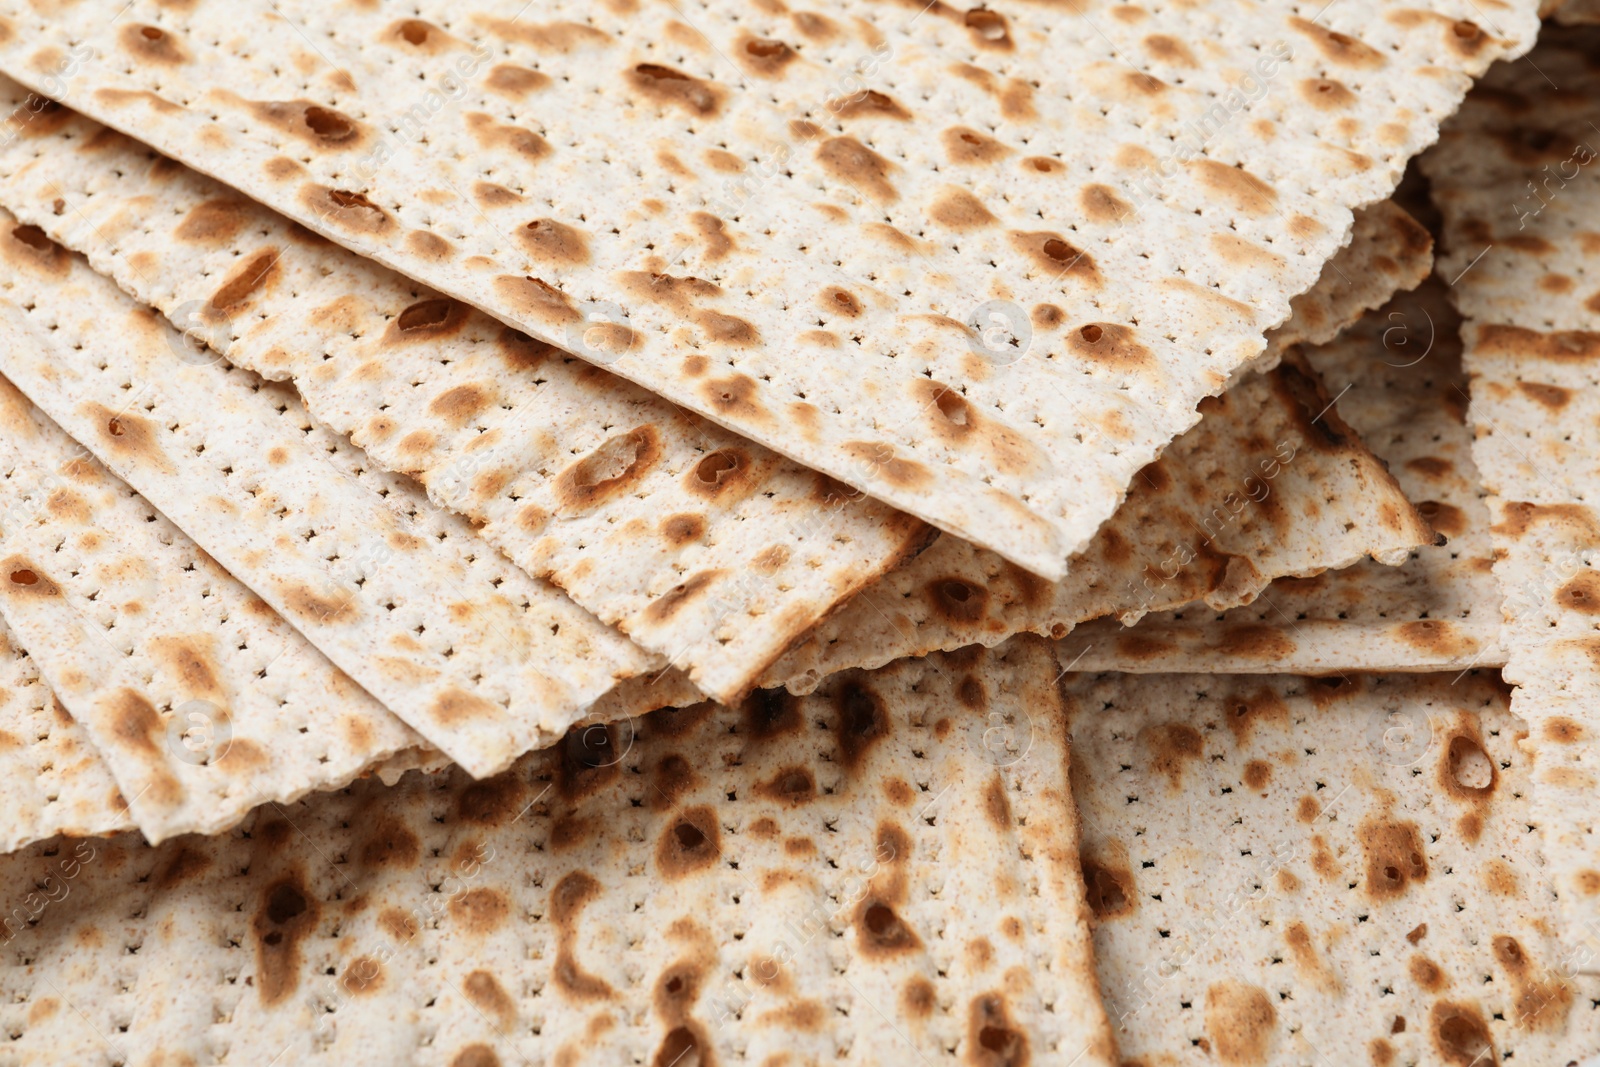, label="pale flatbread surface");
[1250,197,1437,375]
[1423,28,1600,948]
[0,615,130,852]
[1065,668,1600,1065]
[0,370,426,843]
[0,84,928,704]
[0,218,654,777]
[1071,278,1504,675]
[766,347,1436,693]
[0,637,1115,1066]
[0,0,1537,575]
